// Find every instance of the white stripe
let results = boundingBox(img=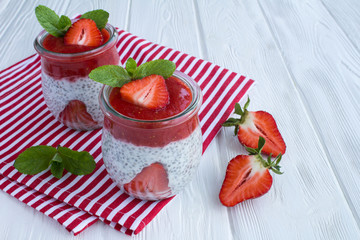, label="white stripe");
[2,78,41,110]
[0,177,8,185]
[171,52,183,64]
[71,216,98,234]
[27,195,43,206]
[129,201,157,230]
[190,60,209,79]
[182,58,201,75]
[142,45,163,63]
[201,70,233,111]
[95,190,122,216]
[35,198,57,211]
[19,190,35,201]
[133,43,156,64]
[197,64,217,86]
[62,211,84,226]
[119,38,147,61]
[175,55,193,71]
[151,47,169,60]
[107,196,133,220]
[115,34,134,57]
[118,200,146,226]
[61,164,105,202]
[0,54,38,79]
[72,176,111,208]
[9,184,26,196]
[52,206,77,220]
[202,78,251,141]
[83,182,117,212]
[44,202,67,216]
[2,64,41,94]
